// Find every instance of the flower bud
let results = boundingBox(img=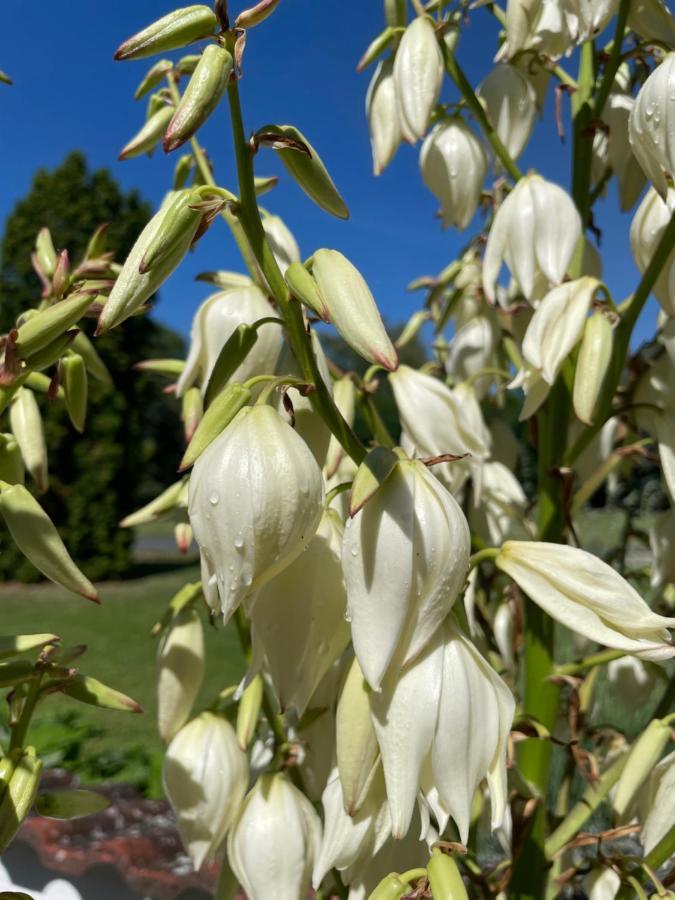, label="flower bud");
[134,59,174,100]
[483,174,581,303]
[181,386,203,443]
[120,477,187,528]
[249,509,350,716]
[311,249,398,371]
[180,382,251,470]
[227,772,321,900]
[157,608,205,743]
[61,352,88,433]
[0,433,24,484]
[35,227,57,279]
[164,712,248,868]
[336,656,381,815]
[164,44,233,152]
[97,192,195,332]
[312,768,390,889]
[0,747,43,853]
[420,118,487,230]
[628,0,675,45]
[613,717,672,818]
[427,849,469,900]
[235,0,282,28]
[14,291,94,359]
[478,64,536,161]
[9,388,48,492]
[174,521,193,553]
[257,124,349,219]
[393,16,444,142]
[284,261,330,321]
[236,673,263,749]
[0,483,98,601]
[114,6,218,61]
[343,456,470,691]
[573,310,614,425]
[630,187,675,316]
[366,59,402,175]
[139,189,206,274]
[261,213,301,274]
[119,105,173,159]
[367,874,410,899]
[324,376,356,479]
[188,405,324,622]
[629,53,675,207]
[177,285,282,398]
[496,541,675,659]
[638,748,675,854]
